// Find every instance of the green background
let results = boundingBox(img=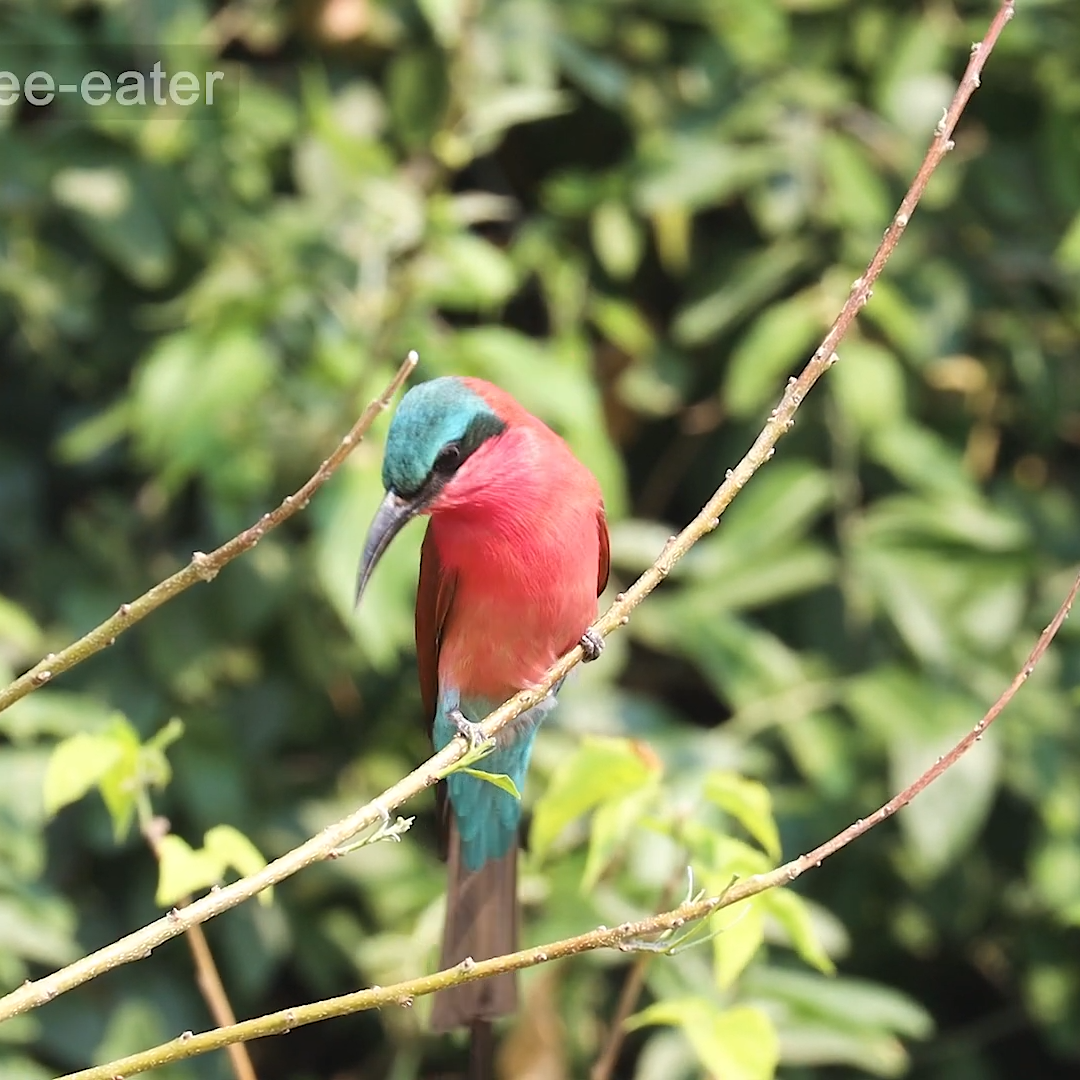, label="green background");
[1,0,1080,1077]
